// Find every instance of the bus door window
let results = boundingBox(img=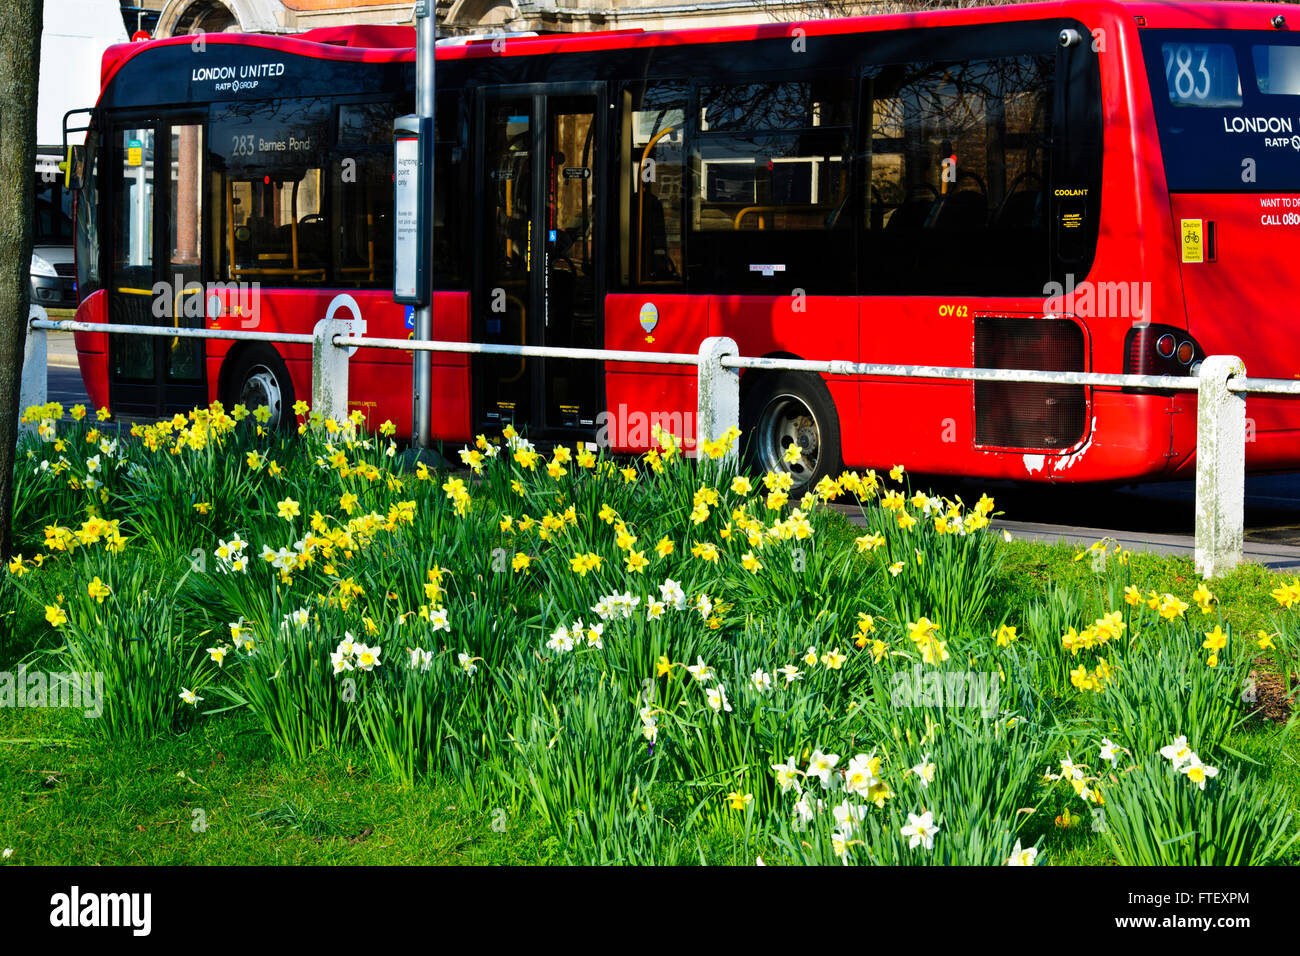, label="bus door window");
[480,97,533,425]
[333,100,407,288]
[110,125,156,382]
[167,122,204,382]
[543,94,599,429]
